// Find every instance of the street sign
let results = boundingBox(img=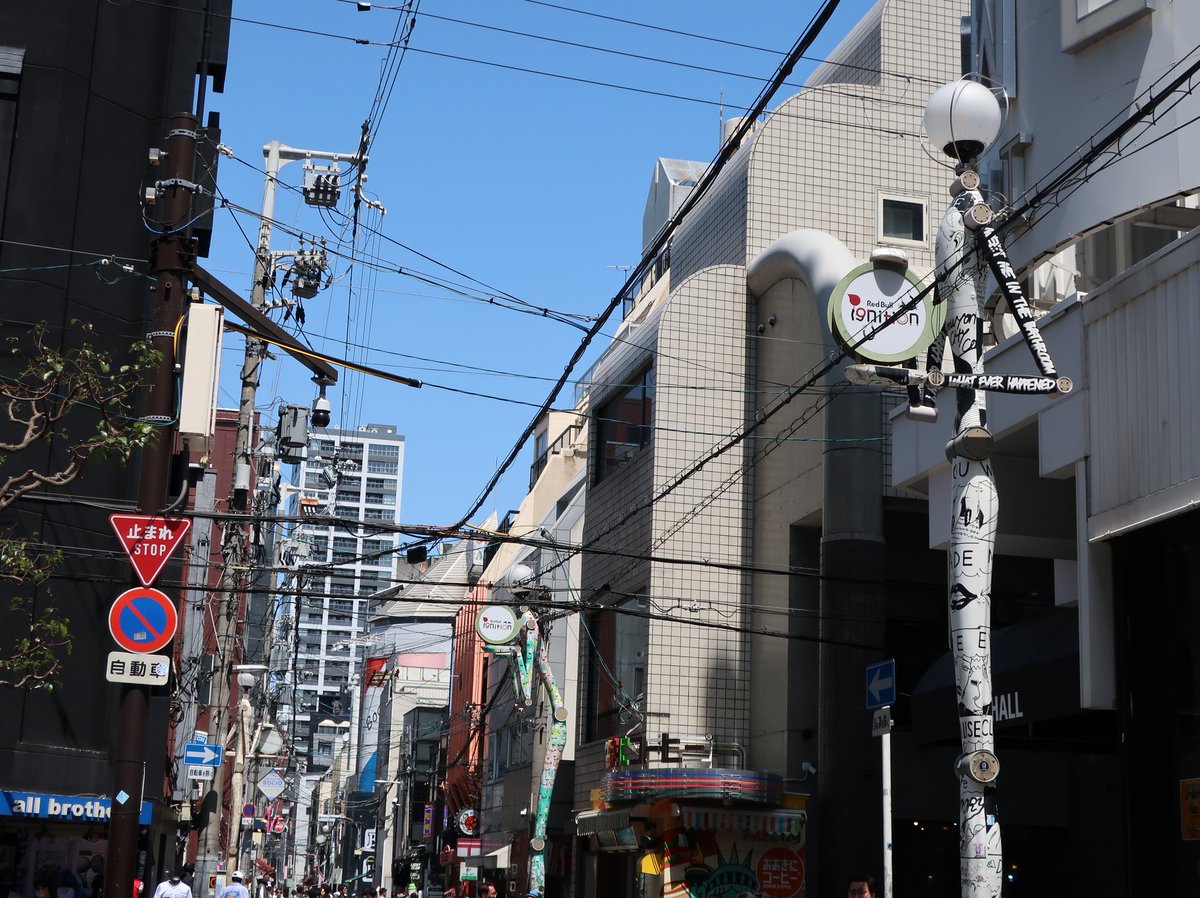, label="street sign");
[257,769,286,801]
[109,514,191,586]
[475,605,519,644]
[872,706,894,737]
[866,658,897,710]
[184,741,224,767]
[242,803,256,819]
[188,765,215,781]
[271,817,286,834]
[108,587,178,654]
[105,651,170,685]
